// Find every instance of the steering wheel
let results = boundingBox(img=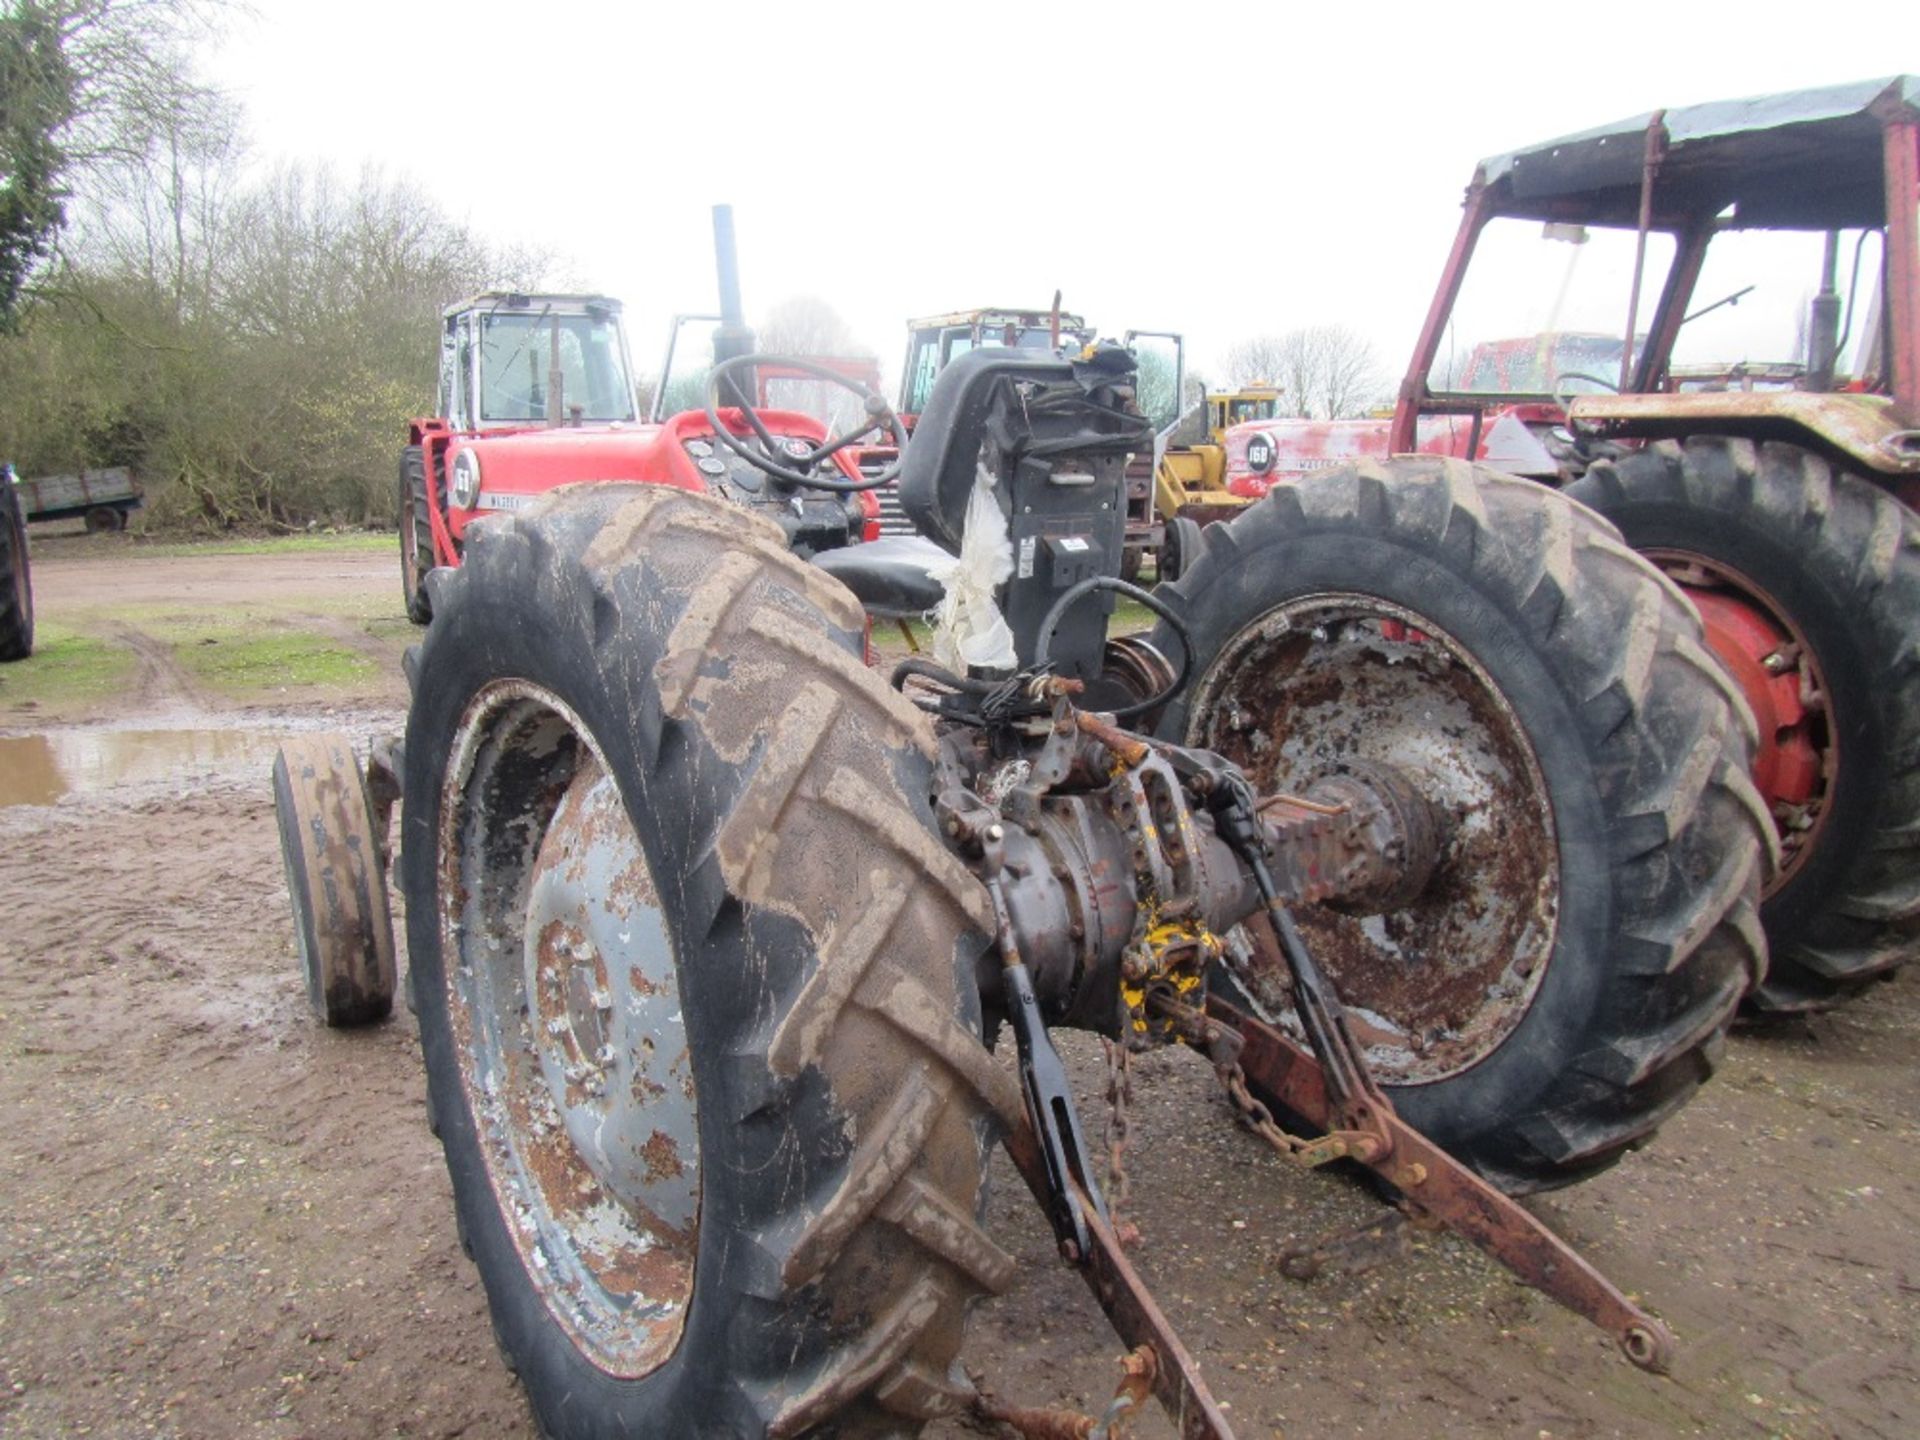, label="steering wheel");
[704,353,907,492]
